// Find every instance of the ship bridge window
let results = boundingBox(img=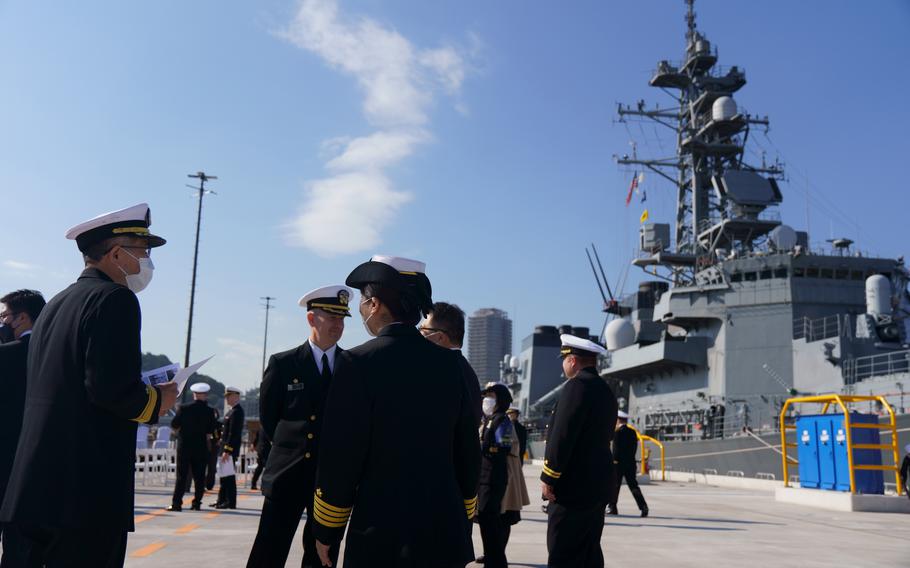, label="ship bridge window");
[793,267,805,277]
[744,272,757,282]
[730,272,743,283]
[774,267,788,278]
[806,267,819,278]
[835,269,849,279]
[820,268,834,279]
[760,269,772,280]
